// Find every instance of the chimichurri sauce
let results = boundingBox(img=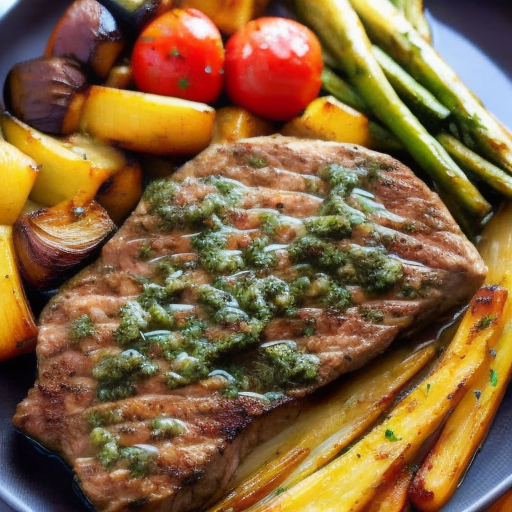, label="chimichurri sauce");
[89,163,404,404]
